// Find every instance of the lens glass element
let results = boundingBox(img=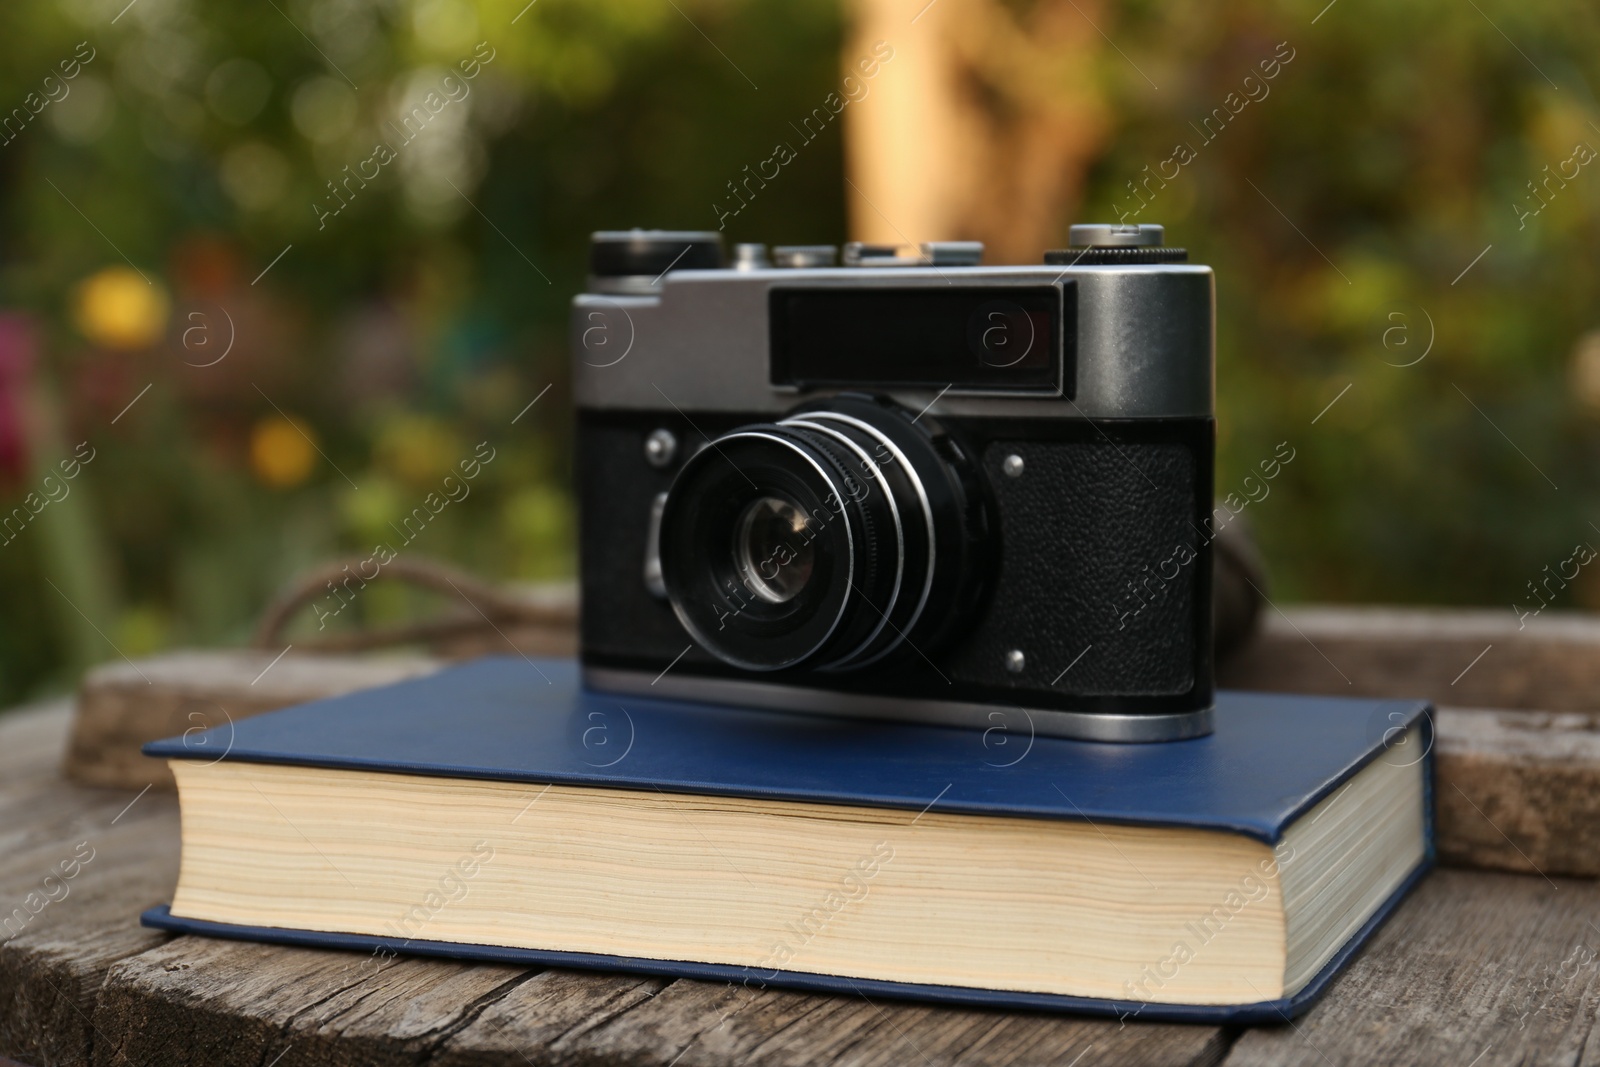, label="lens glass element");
[657,395,986,673]
[732,494,815,604]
